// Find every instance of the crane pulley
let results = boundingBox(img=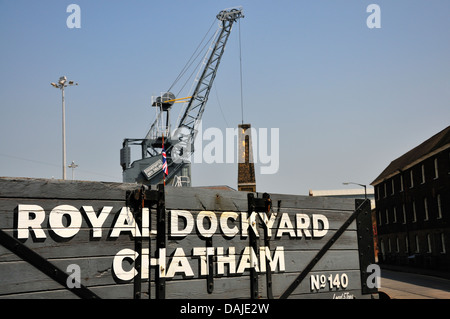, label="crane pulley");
[121,7,244,186]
